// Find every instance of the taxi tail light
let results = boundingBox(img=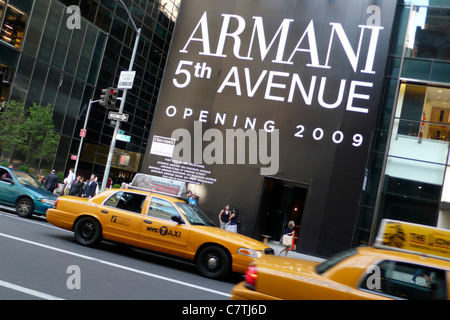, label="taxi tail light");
[244,265,258,290]
[54,197,59,208]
